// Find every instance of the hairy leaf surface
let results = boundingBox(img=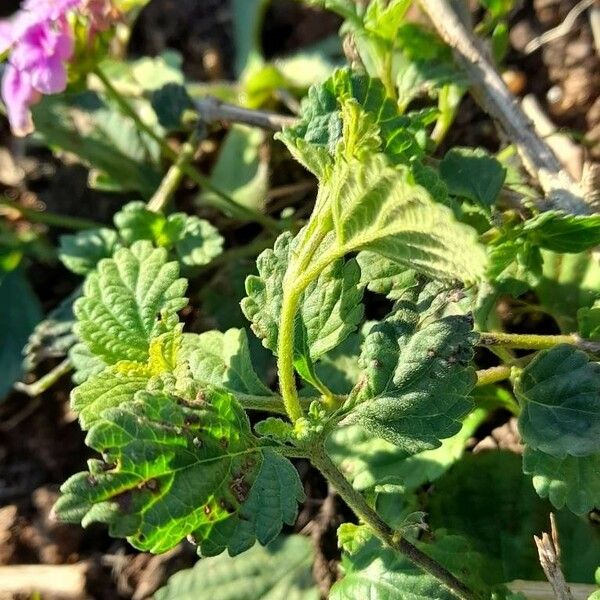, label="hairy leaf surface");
[55,389,303,556]
[74,241,187,365]
[515,345,600,457]
[344,287,477,452]
[59,229,119,276]
[155,535,318,600]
